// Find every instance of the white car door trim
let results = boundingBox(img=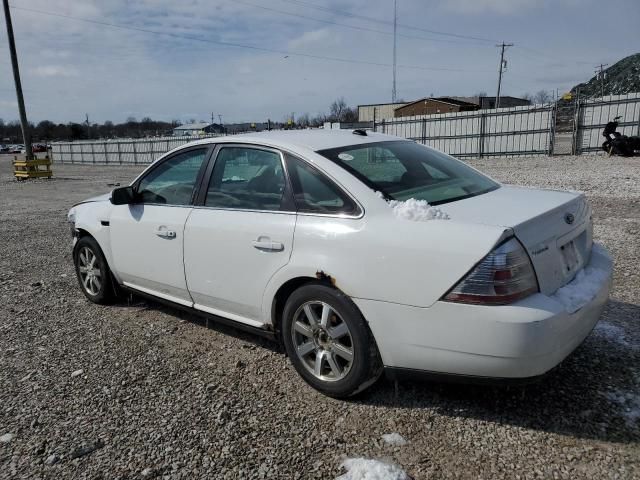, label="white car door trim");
[193,303,266,329]
[123,282,194,308]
